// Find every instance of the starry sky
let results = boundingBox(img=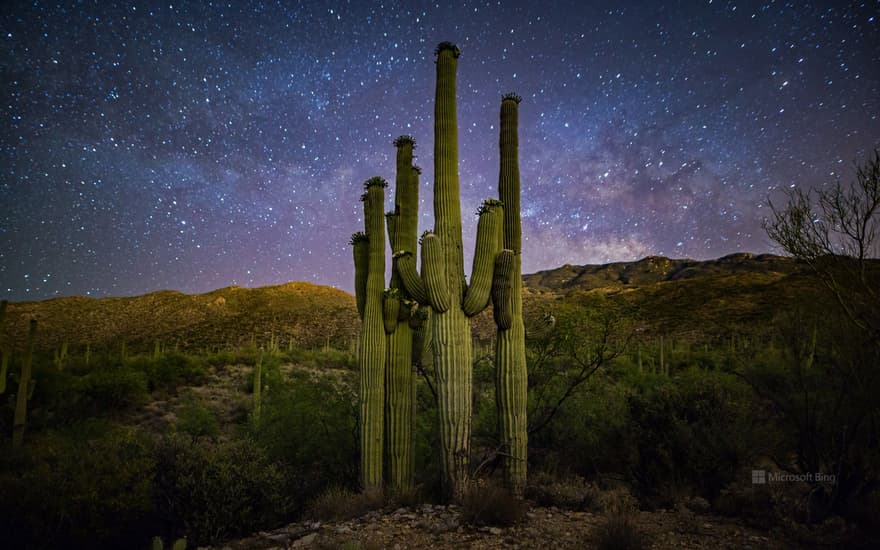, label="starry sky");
[2,1,878,301]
